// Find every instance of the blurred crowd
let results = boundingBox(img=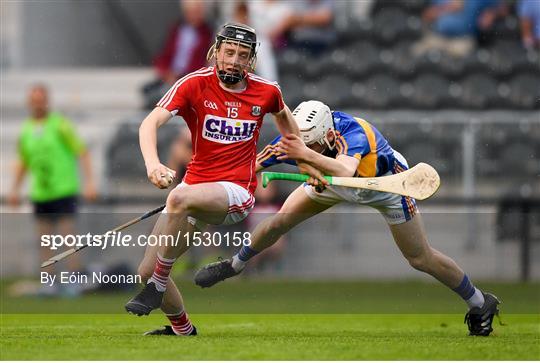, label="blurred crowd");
[141,0,539,108]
